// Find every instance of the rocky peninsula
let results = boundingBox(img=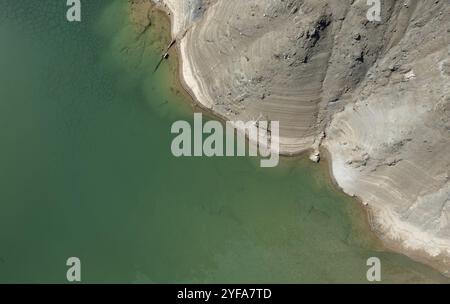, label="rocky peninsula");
[147,0,450,275]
